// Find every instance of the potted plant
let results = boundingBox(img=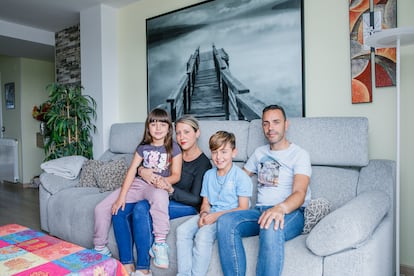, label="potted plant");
[43,83,97,161]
